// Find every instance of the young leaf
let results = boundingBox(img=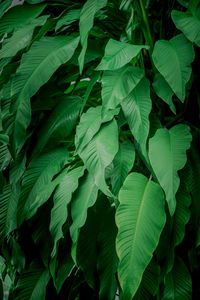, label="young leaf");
[102,65,144,113]
[116,172,166,300]
[77,119,118,196]
[172,8,200,47]
[121,77,151,158]
[152,34,194,102]
[96,39,149,70]
[111,140,135,195]
[149,124,192,215]
[50,166,85,257]
[78,0,107,73]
